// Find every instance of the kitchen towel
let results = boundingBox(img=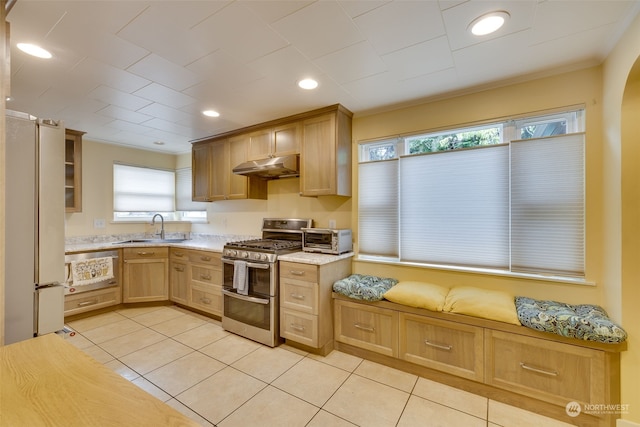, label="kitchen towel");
[233,260,249,296]
[70,257,114,286]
